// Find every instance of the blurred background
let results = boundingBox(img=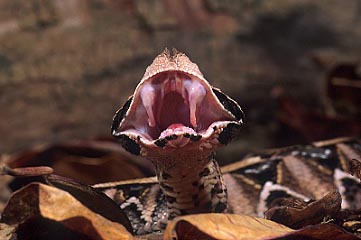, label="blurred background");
[0,0,360,169]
